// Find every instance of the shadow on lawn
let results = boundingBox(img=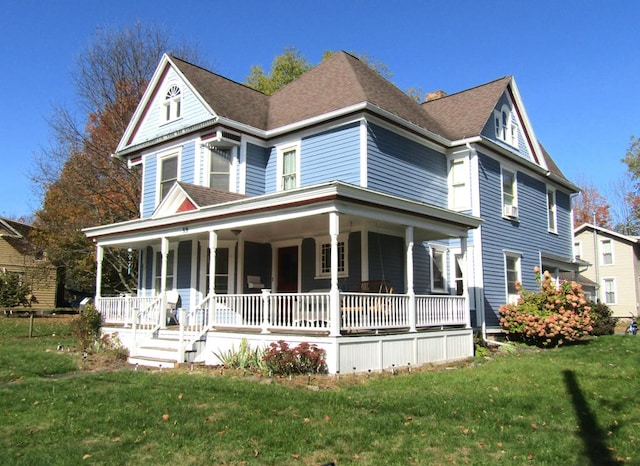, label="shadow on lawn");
[563,370,620,465]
